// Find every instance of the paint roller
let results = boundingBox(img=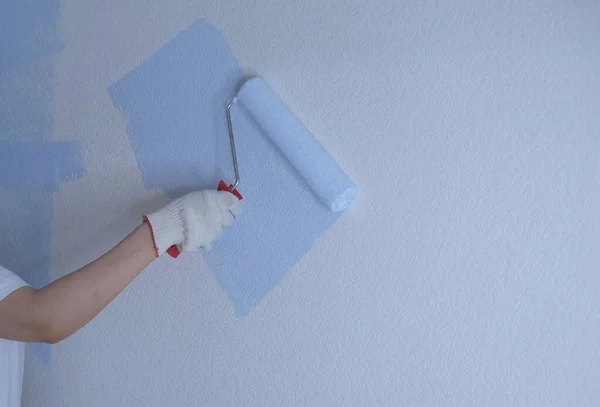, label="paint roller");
[167,77,357,258]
